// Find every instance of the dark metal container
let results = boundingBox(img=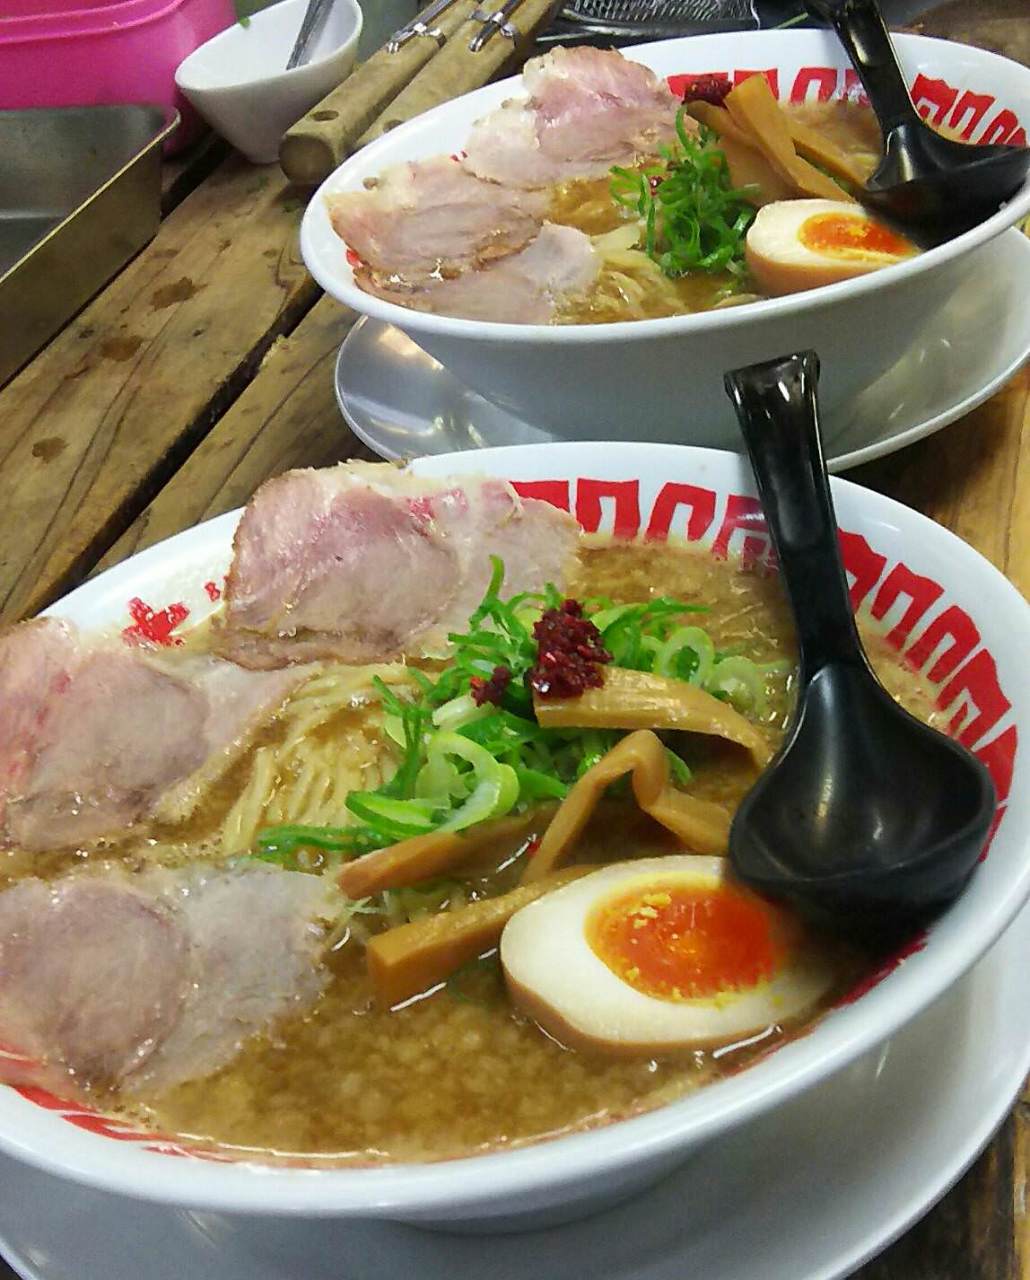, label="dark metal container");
[0,104,176,387]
